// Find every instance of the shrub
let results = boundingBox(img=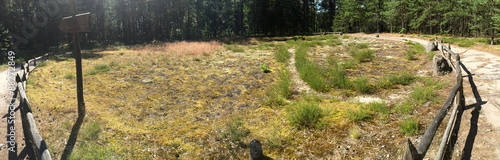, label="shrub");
[86,64,110,75]
[288,102,326,129]
[399,117,419,135]
[223,117,250,142]
[349,48,374,62]
[352,77,374,94]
